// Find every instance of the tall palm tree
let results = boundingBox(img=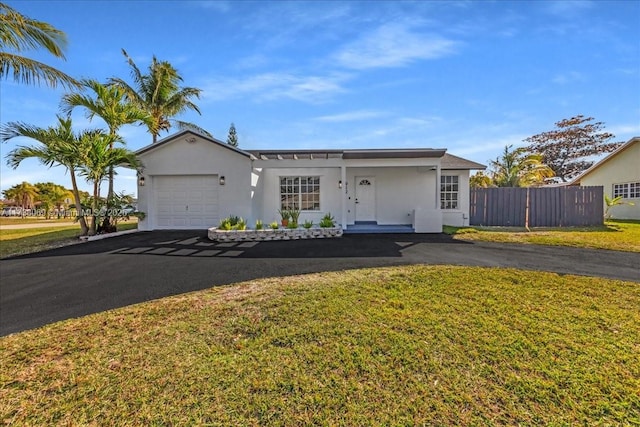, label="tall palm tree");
[2,117,90,235]
[489,145,555,188]
[3,181,38,217]
[61,79,150,225]
[77,130,140,234]
[0,2,78,88]
[108,49,209,143]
